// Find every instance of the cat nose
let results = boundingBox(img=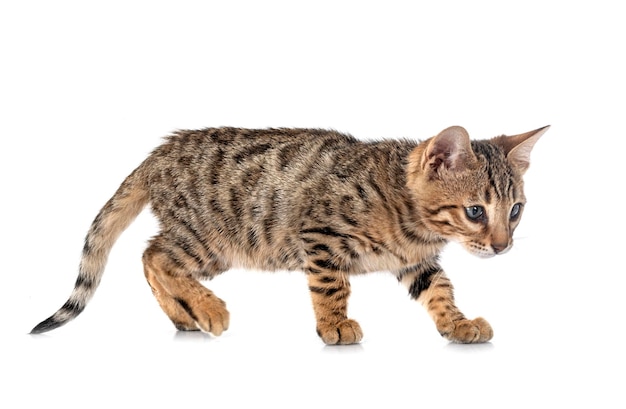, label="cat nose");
[491,242,508,254]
